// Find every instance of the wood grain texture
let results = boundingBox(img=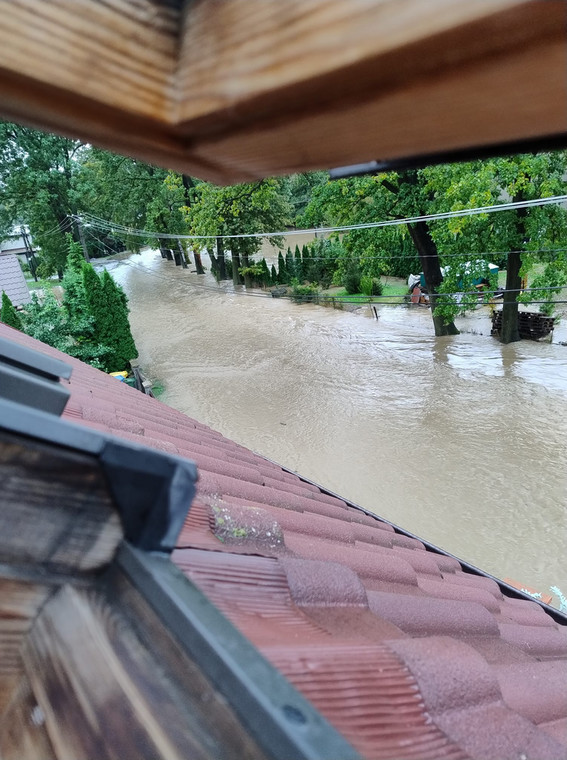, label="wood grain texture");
[0,436,122,573]
[0,0,565,182]
[0,0,178,120]
[174,0,531,126]
[0,577,53,714]
[190,33,567,180]
[23,584,266,760]
[0,676,56,760]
